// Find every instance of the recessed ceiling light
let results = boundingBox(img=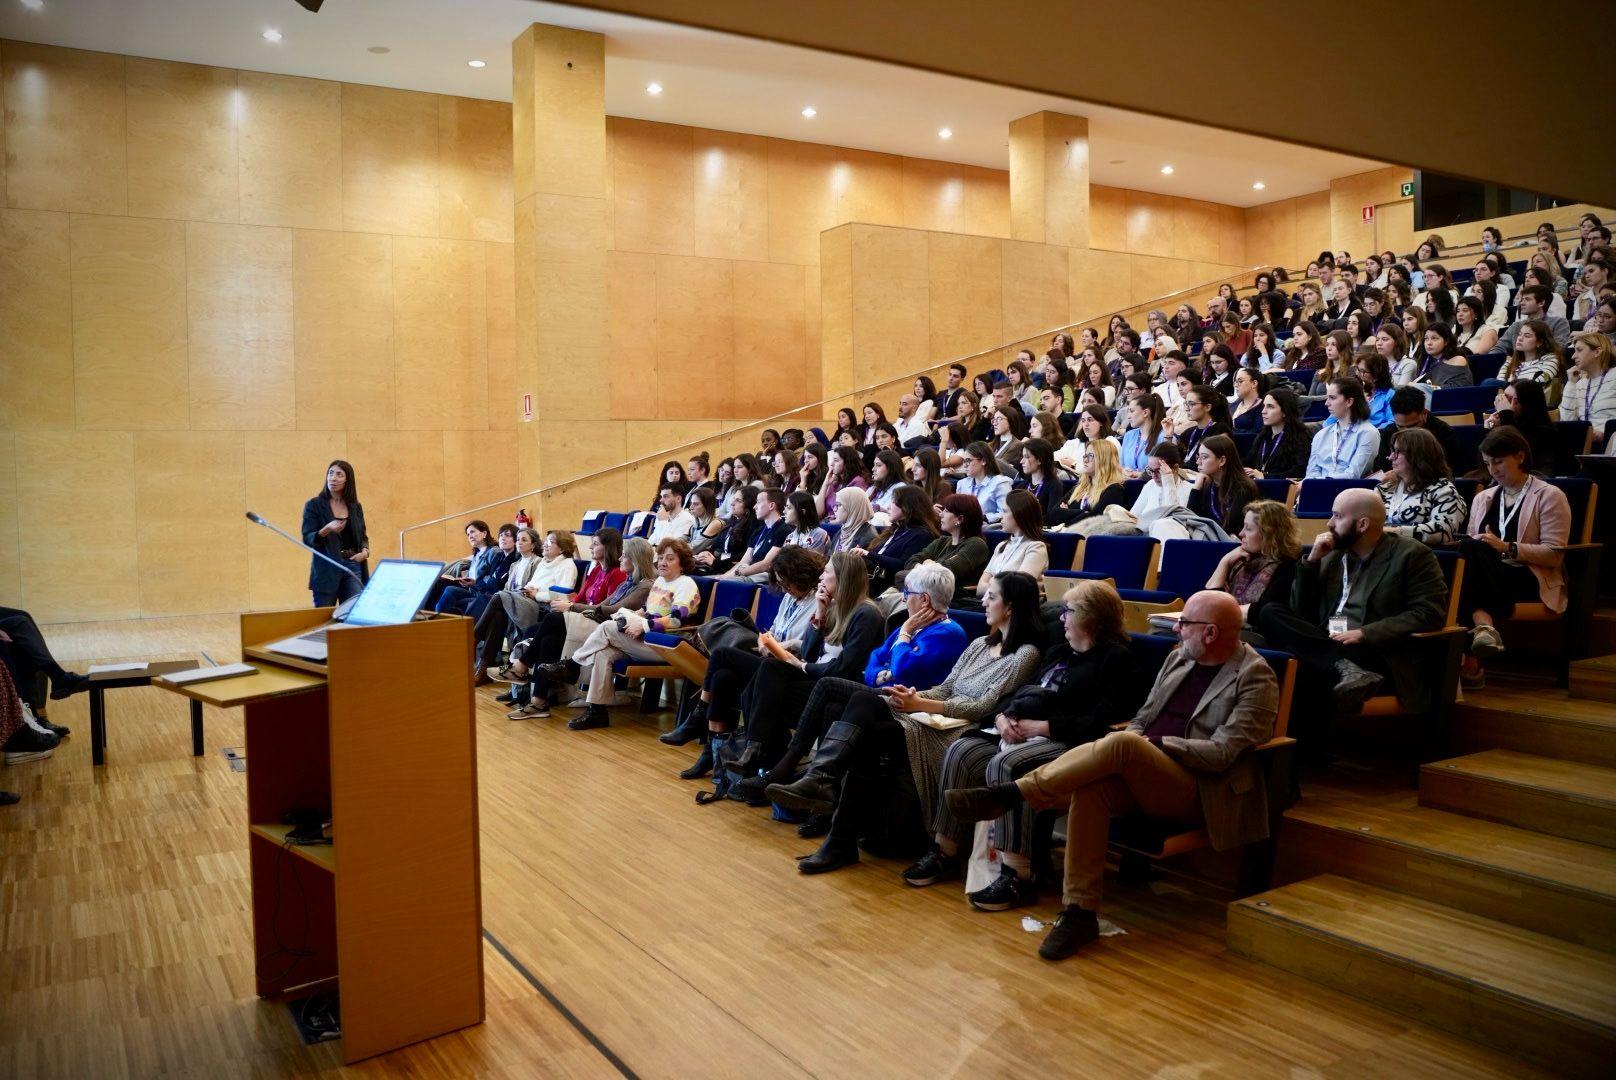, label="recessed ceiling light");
[367,45,390,54]
[801,106,816,119]
[1108,159,1125,165]
[1160,164,1174,175]
[20,0,44,9]
[1252,181,1266,191]
[467,59,486,68]
[937,127,952,140]
[645,82,663,96]
[262,28,282,43]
